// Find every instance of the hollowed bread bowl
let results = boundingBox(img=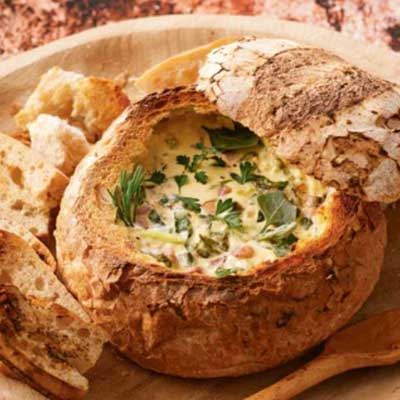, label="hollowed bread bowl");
[56,38,394,377]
